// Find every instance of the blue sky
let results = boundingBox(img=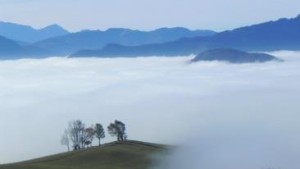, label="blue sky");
[0,0,300,31]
